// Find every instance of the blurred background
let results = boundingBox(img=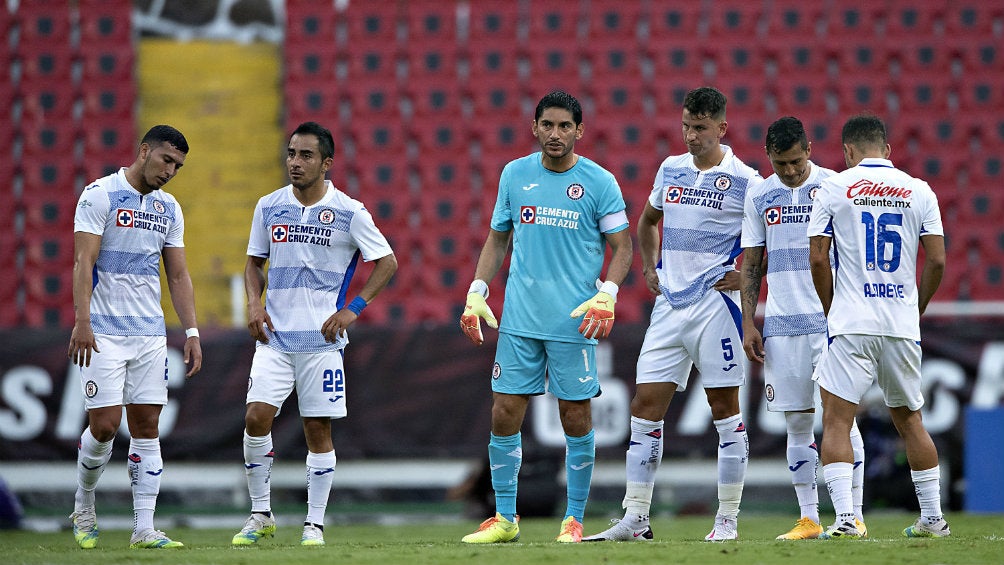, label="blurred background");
[0,0,1002,530]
